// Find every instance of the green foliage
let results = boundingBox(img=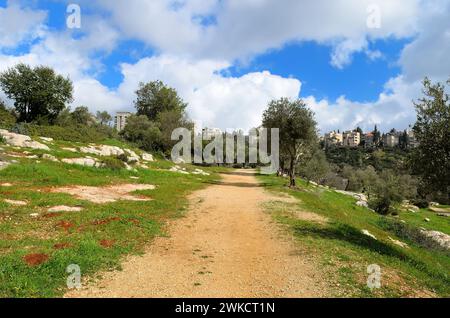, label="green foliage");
[410,77,450,203]
[70,106,95,126]
[96,111,112,126]
[262,97,317,186]
[299,150,330,184]
[0,100,16,129]
[120,115,162,151]
[135,80,187,121]
[101,157,126,170]
[0,64,73,123]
